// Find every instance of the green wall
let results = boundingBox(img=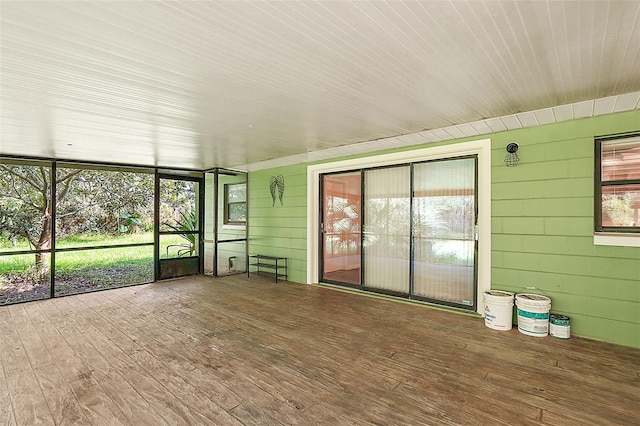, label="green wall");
[248,165,308,282]
[248,110,640,348]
